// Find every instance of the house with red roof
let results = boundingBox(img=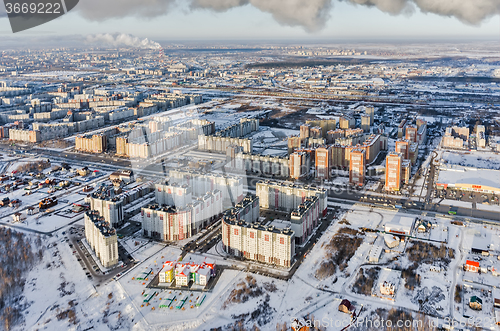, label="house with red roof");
[465,260,479,273]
